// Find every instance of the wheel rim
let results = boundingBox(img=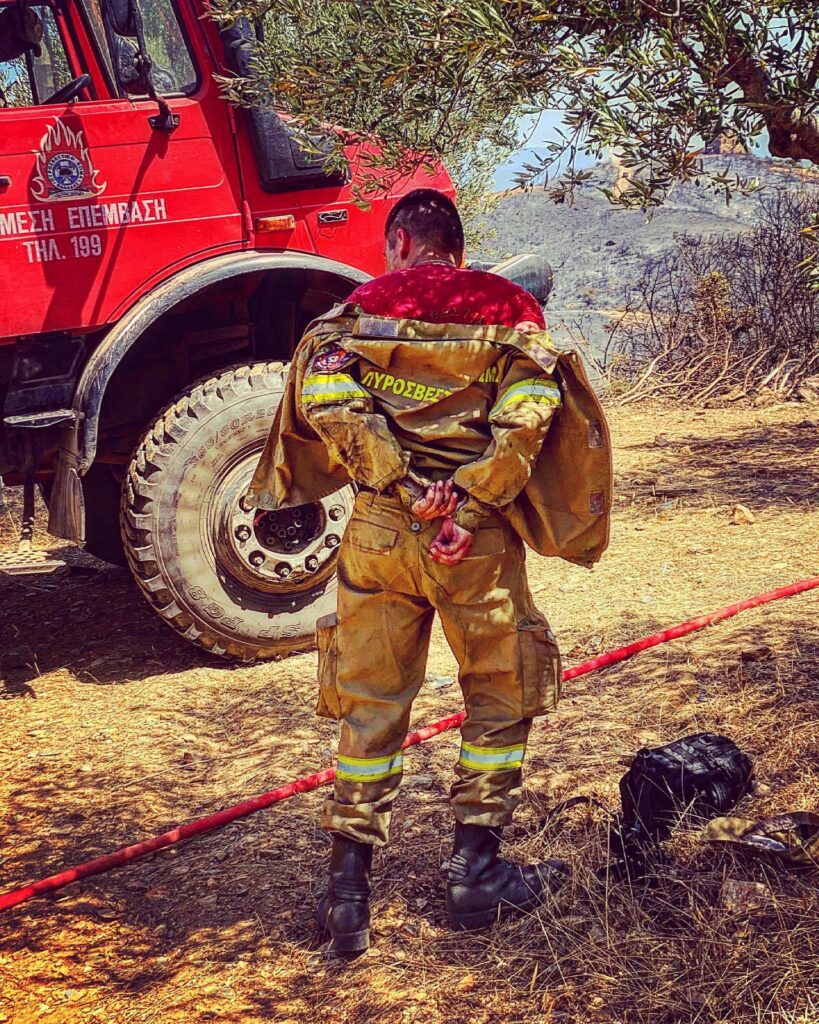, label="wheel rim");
[204,446,352,594]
